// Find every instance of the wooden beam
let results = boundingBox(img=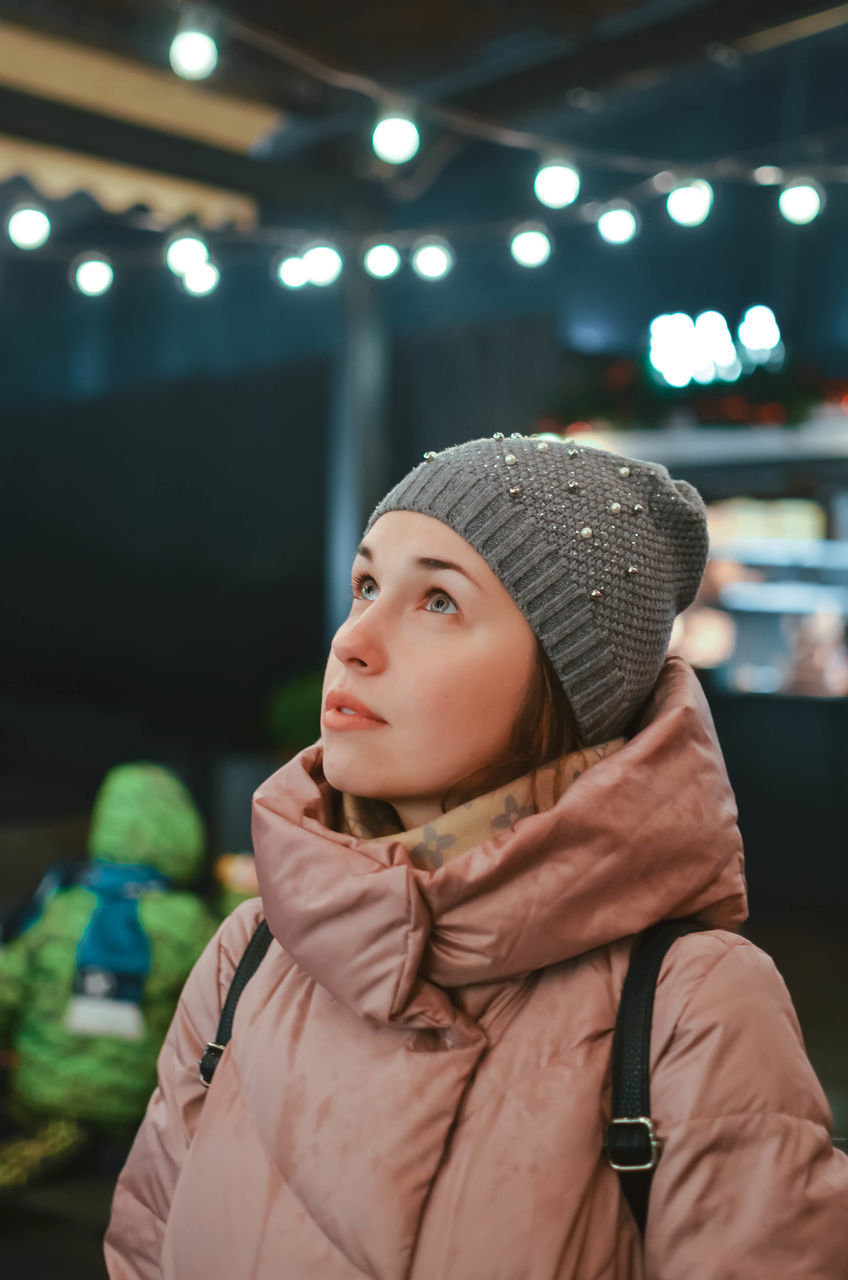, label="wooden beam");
[447,0,847,118]
[0,19,282,154]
